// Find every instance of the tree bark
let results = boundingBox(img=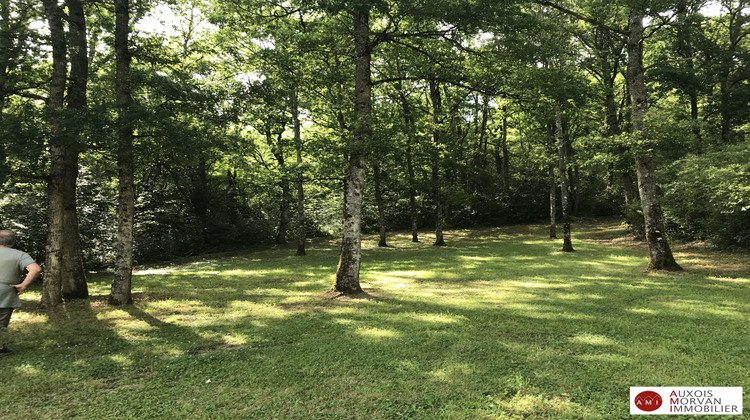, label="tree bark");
[277,181,291,245]
[396,81,419,242]
[60,0,88,300]
[268,131,290,245]
[41,0,67,307]
[333,7,370,294]
[110,0,135,305]
[373,164,388,247]
[472,97,489,172]
[0,0,10,182]
[627,8,681,271]
[292,90,306,256]
[690,91,701,152]
[429,80,446,247]
[622,172,635,205]
[719,75,733,143]
[562,120,579,216]
[547,122,557,238]
[501,110,510,189]
[555,105,574,252]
